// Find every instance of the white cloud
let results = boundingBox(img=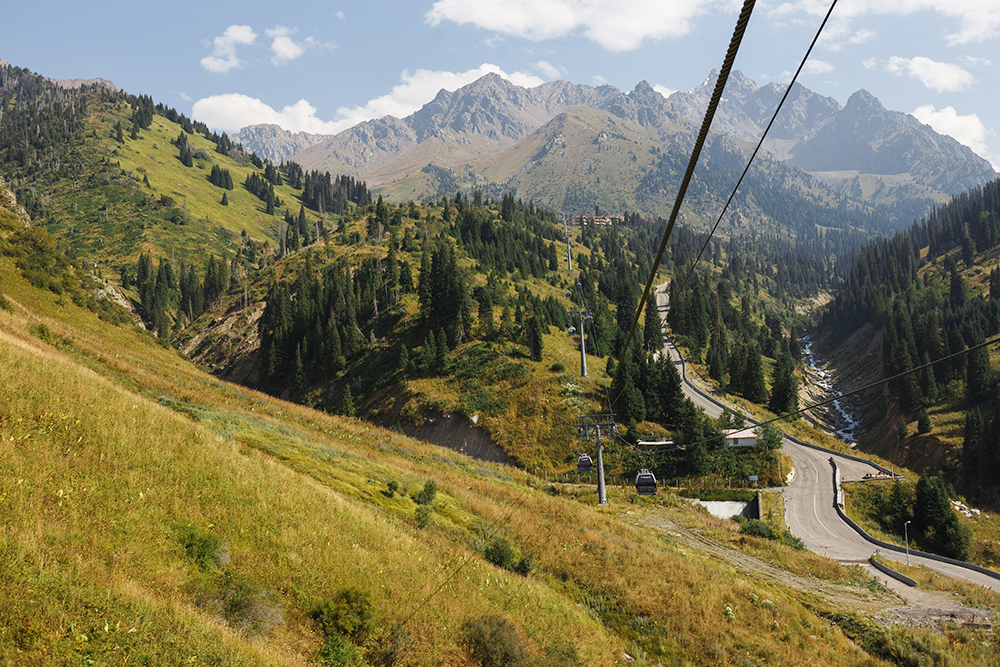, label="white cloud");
[804,59,834,74]
[266,25,305,65]
[886,56,973,92]
[771,1,1000,47]
[178,92,192,102]
[653,84,676,98]
[192,63,545,134]
[912,104,990,155]
[862,57,878,70]
[336,11,345,20]
[534,60,564,79]
[264,26,335,65]
[425,0,719,51]
[961,55,993,68]
[849,28,876,45]
[201,25,257,73]
[592,74,611,86]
